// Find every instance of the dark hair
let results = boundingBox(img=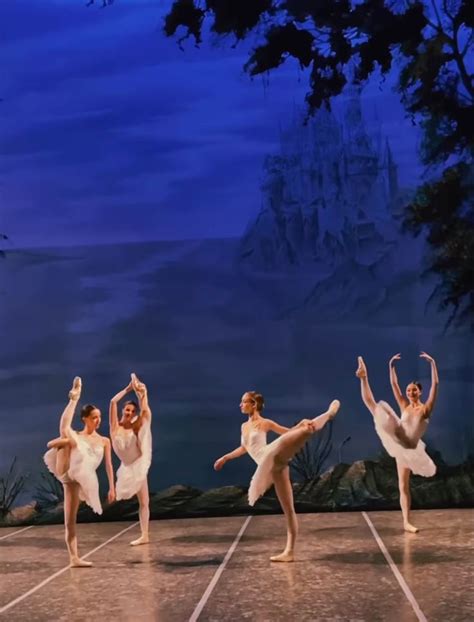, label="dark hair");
[408,381,423,392]
[247,391,265,412]
[80,404,99,420]
[123,400,138,411]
